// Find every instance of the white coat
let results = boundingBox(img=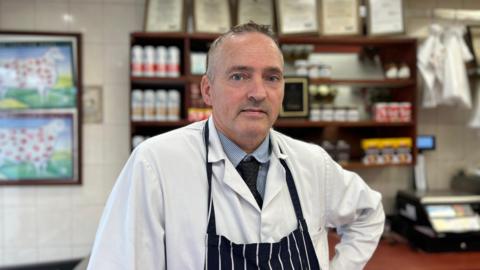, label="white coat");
[87,119,385,270]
